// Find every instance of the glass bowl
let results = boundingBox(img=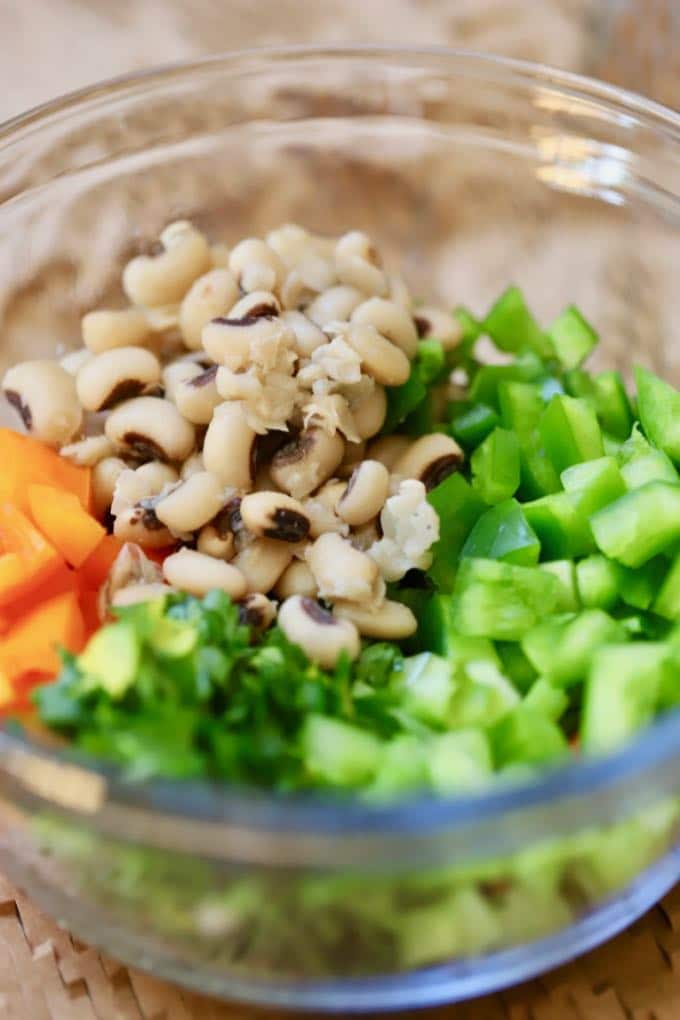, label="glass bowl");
[0,46,678,1013]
